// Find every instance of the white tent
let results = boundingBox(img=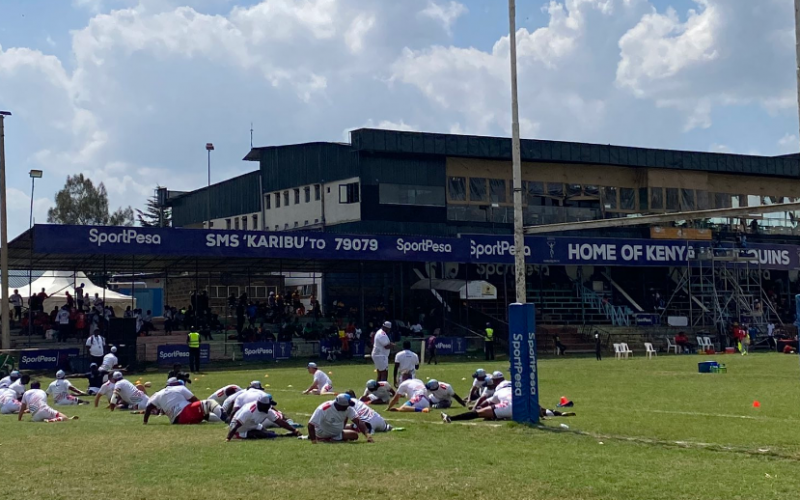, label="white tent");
[411,279,498,300]
[6,271,135,313]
